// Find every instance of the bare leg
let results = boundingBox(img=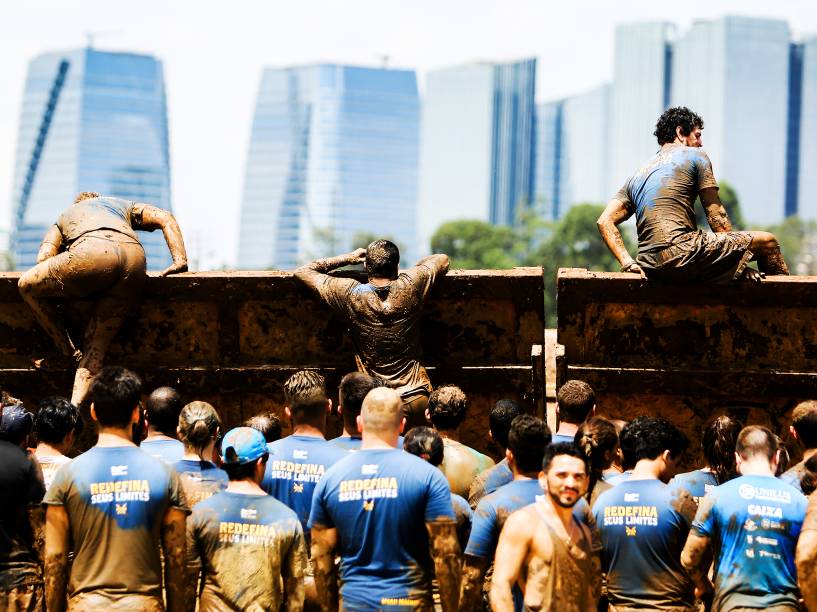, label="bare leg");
[18,258,80,358]
[747,231,790,276]
[71,295,131,407]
